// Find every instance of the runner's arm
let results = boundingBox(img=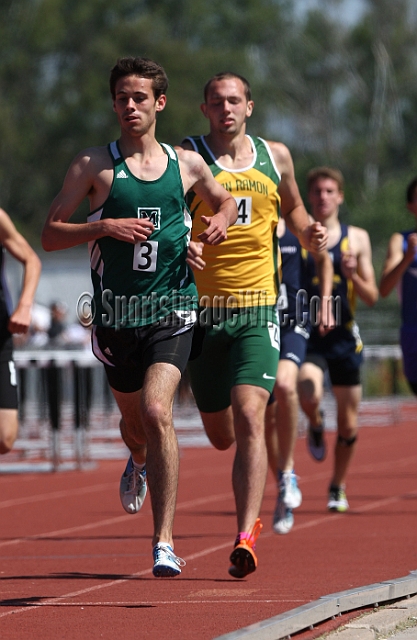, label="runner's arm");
[42,149,154,251]
[312,250,336,333]
[0,209,41,334]
[344,227,378,307]
[379,232,417,297]
[177,148,237,246]
[268,141,327,253]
